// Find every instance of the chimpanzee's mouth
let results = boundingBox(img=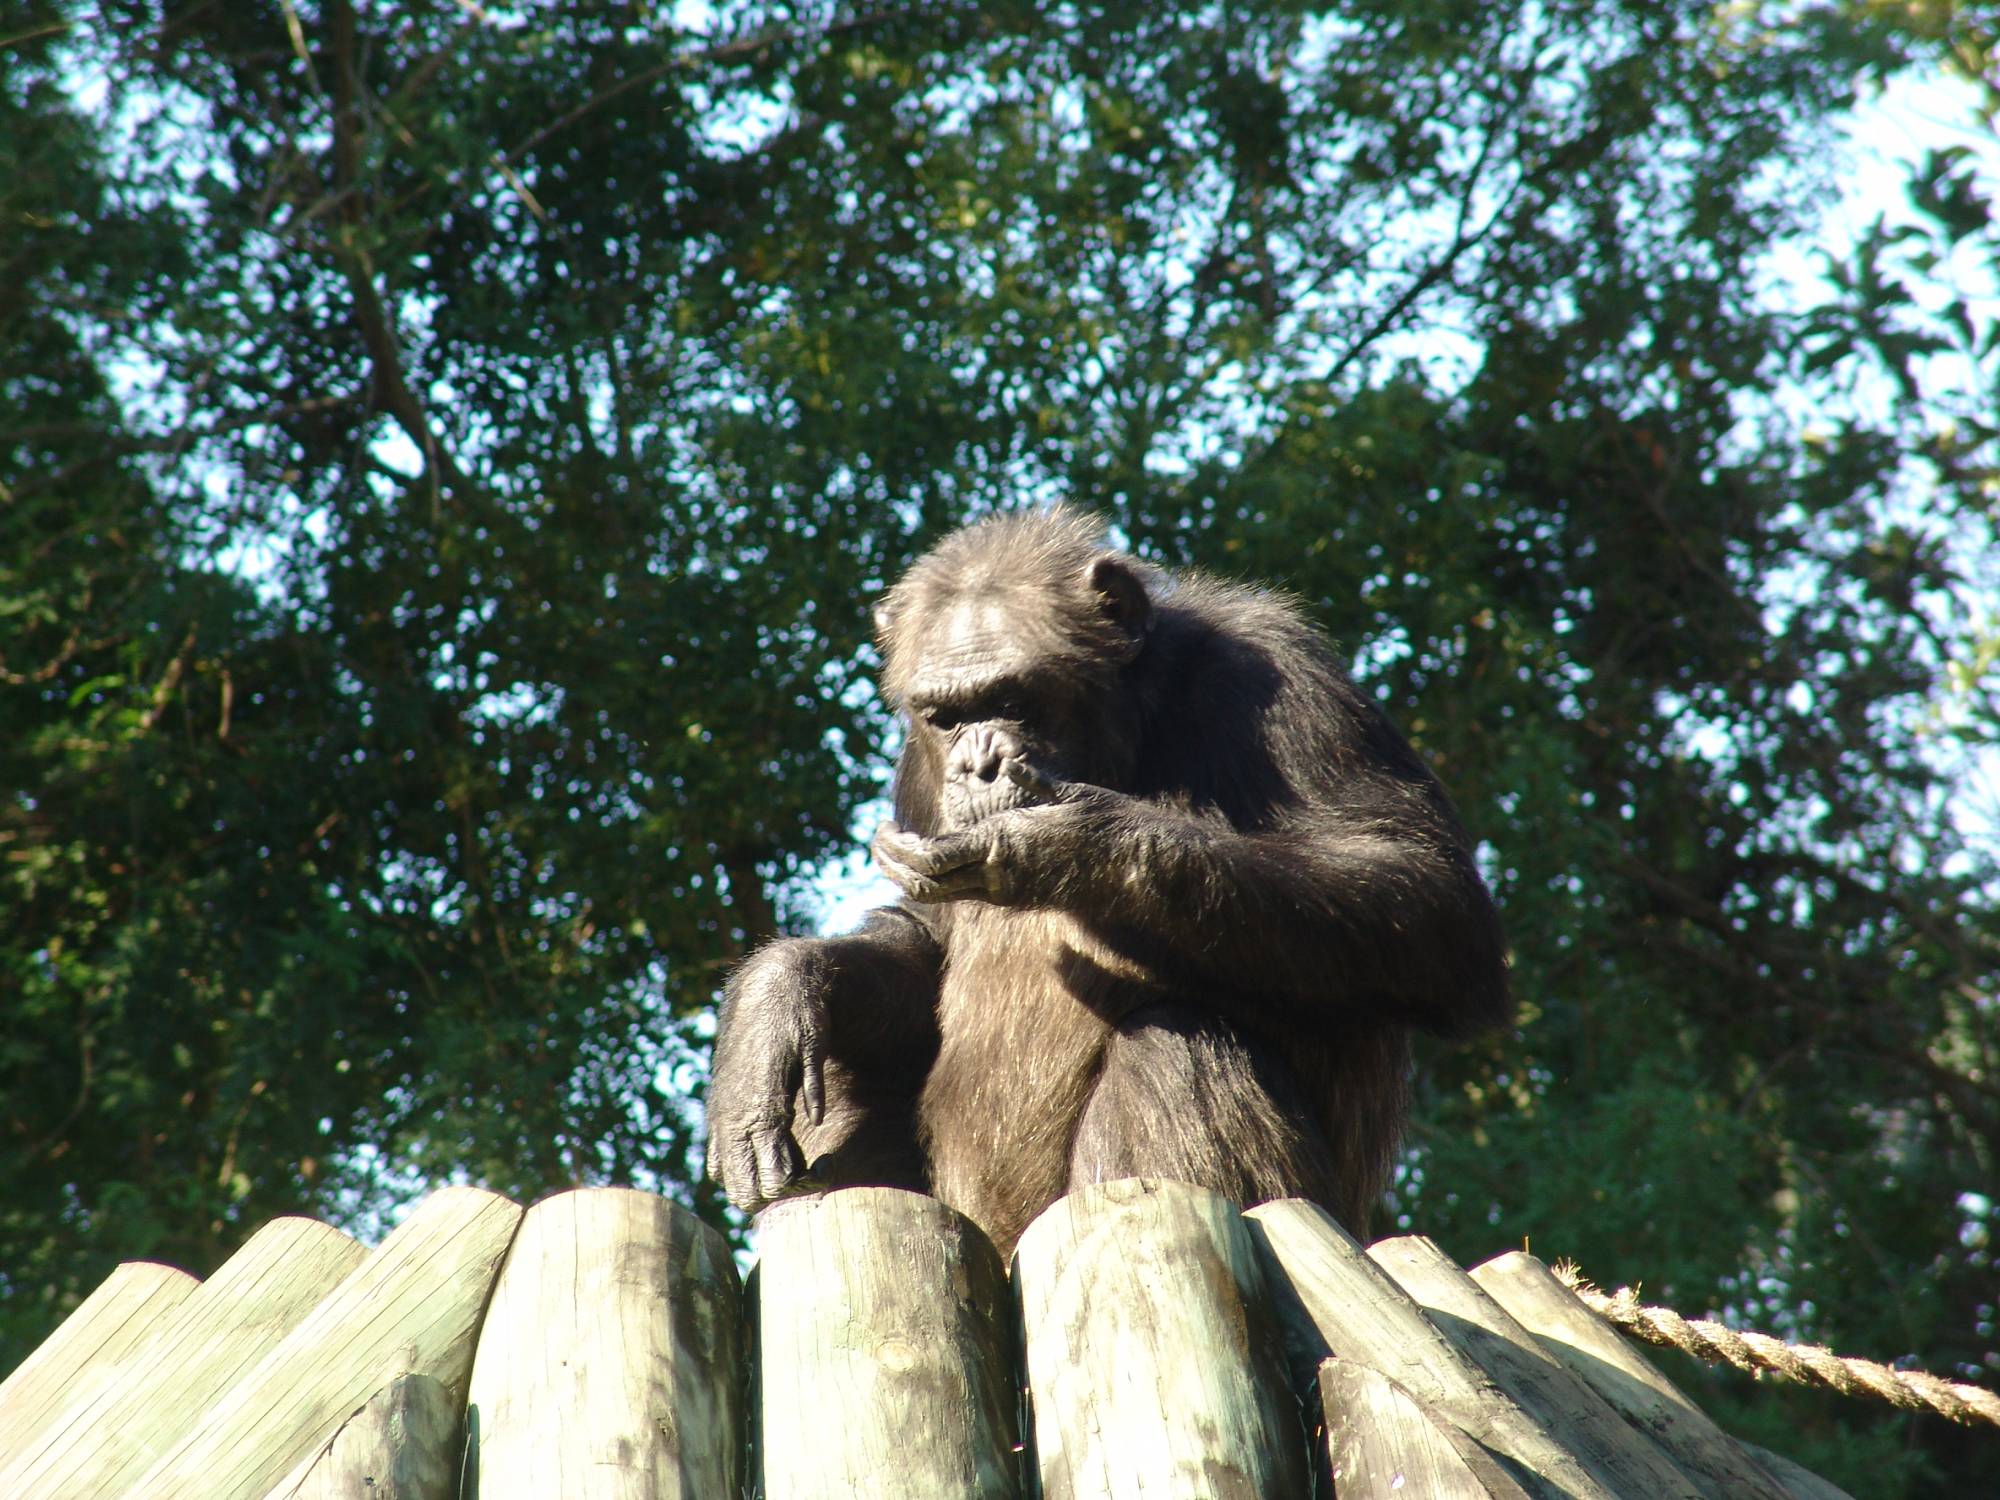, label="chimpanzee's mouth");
[939,764,1041,832]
